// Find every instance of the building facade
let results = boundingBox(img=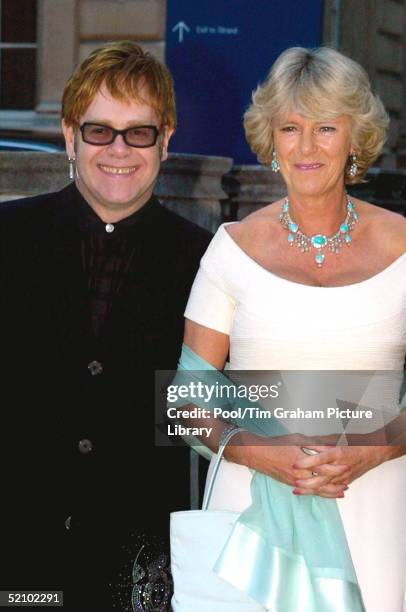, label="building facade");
[0,0,405,167]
